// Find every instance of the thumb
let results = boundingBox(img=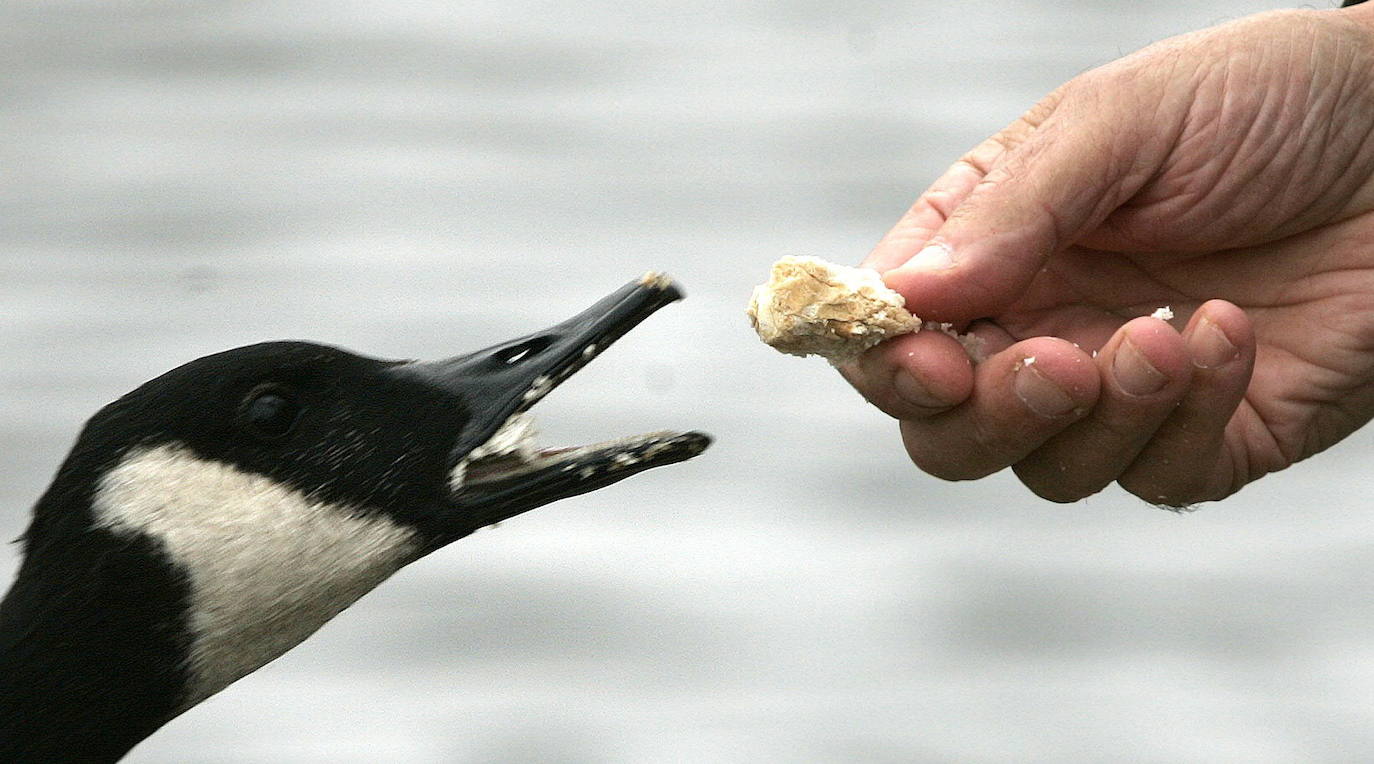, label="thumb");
[880,88,1152,323]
